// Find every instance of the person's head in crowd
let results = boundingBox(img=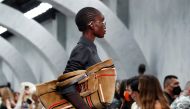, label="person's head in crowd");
[24,85,30,96]
[13,92,20,103]
[120,76,139,109]
[125,76,139,102]
[129,78,140,105]
[114,80,122,100]
[164,75,181,96]
[7,82,11,89]
[138,64,146,75]
[116,80,121,93]
[119,79,127,100]
[170,81,190,109]
[183,81,190,96]
[0,87,16,108]
[139,75,170,109]
[75,7,106,40]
